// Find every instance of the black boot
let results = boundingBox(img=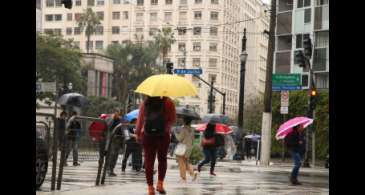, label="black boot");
[290,176,301,185]
[210,166,216,176]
